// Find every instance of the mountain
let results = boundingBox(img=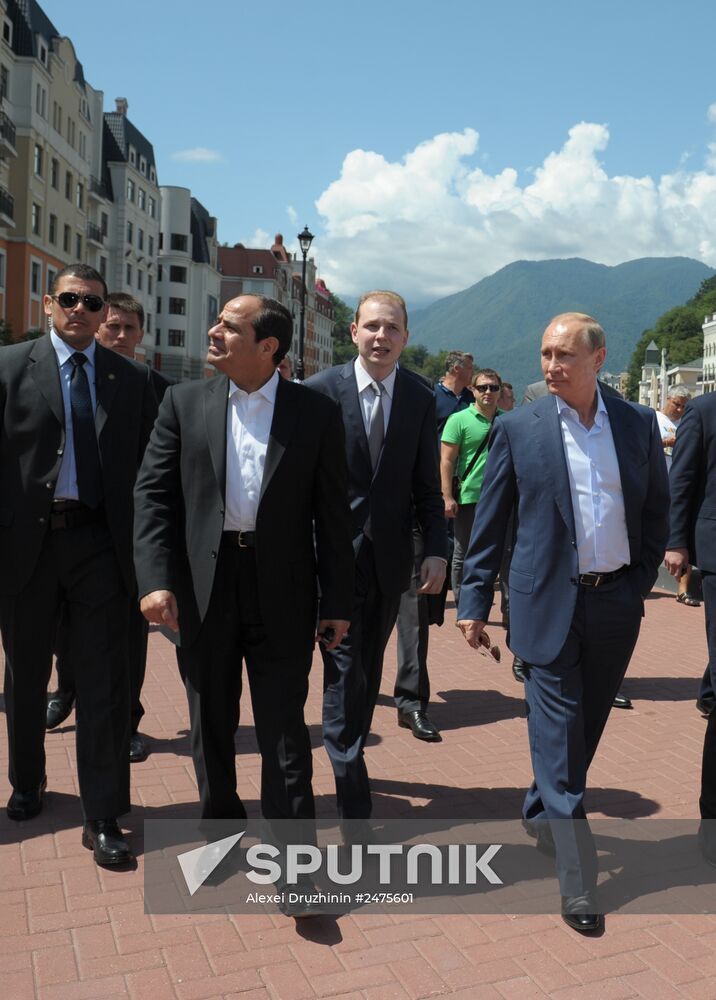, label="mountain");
[408,257,715,396]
